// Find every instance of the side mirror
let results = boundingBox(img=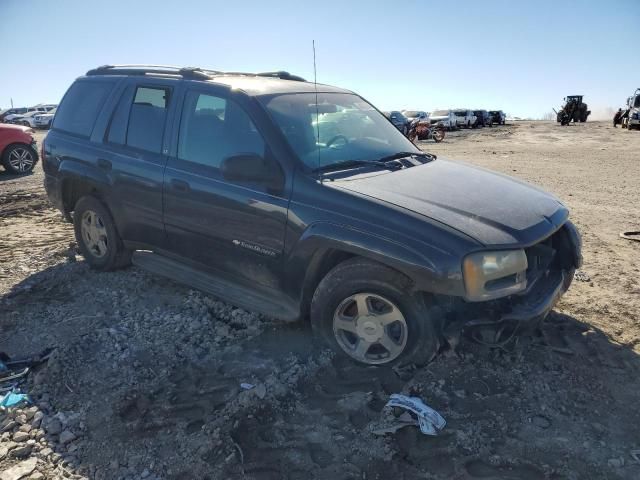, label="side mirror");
[221,154,284,192]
